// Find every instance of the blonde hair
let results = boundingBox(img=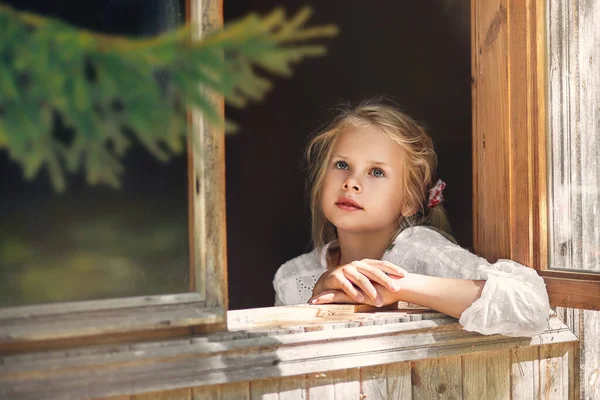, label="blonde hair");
[305,97,453,250]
